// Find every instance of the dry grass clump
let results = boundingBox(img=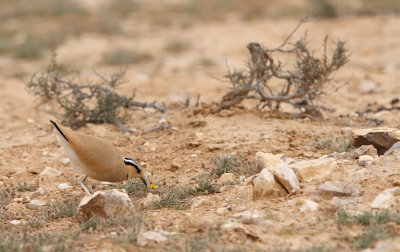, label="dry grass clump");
[335,209,400,249]
[217,17,350,117]
[210,152,261,178]
[102,48,153,66]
